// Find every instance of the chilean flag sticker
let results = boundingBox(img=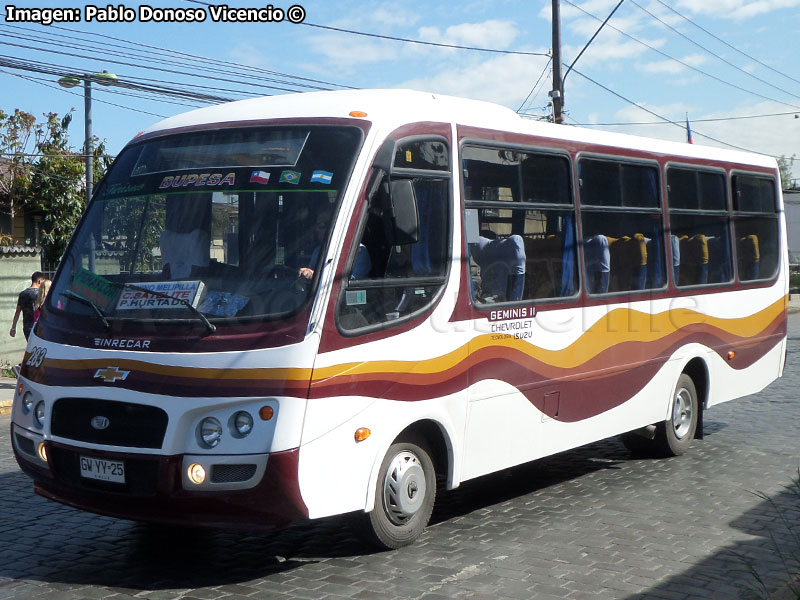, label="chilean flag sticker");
[250,170,270,184]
